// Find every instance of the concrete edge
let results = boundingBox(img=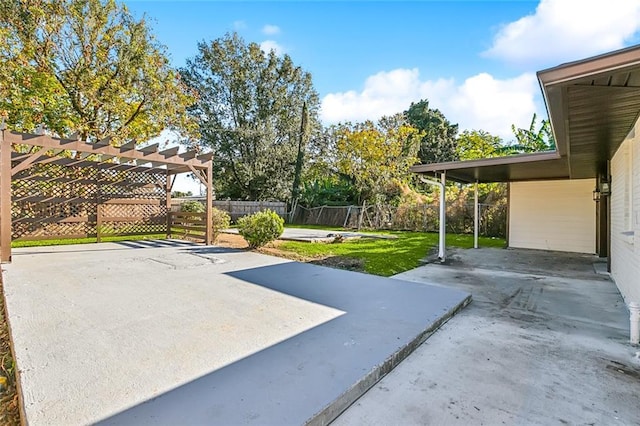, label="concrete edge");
[278,236,355,243]
[306,293,473,426]
[0,267,27,426]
